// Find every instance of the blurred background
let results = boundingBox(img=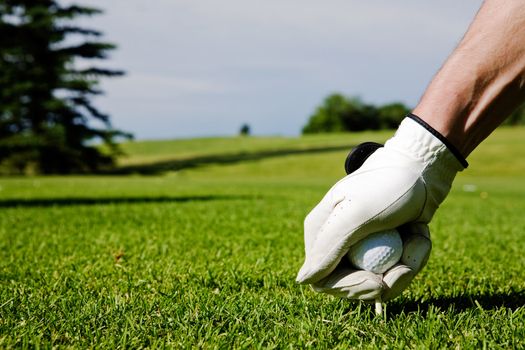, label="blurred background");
[75,0,483,139]
[1,0,497,174]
